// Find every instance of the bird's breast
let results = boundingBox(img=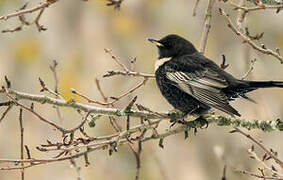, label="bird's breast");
[154,57,171,71]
